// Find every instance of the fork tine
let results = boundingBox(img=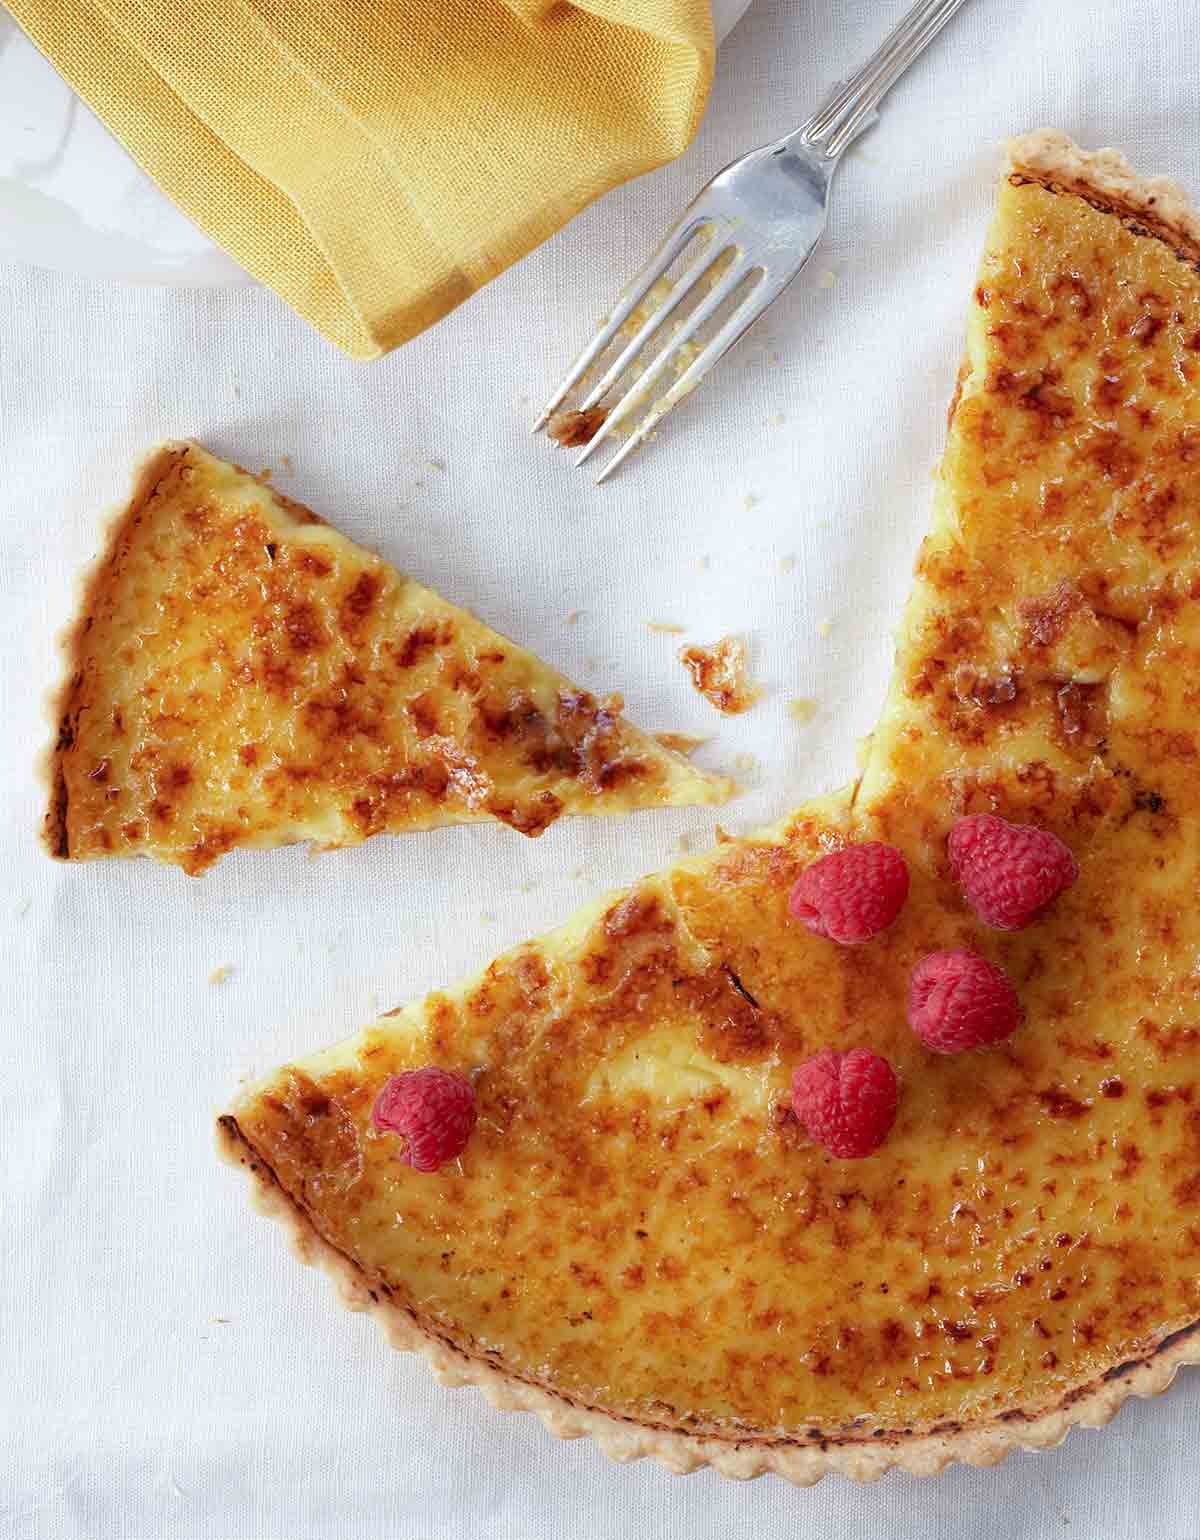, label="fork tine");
[531,217,708,433]
[574,254,754,470]
[574,238,732,416]
[593,276,777,484]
